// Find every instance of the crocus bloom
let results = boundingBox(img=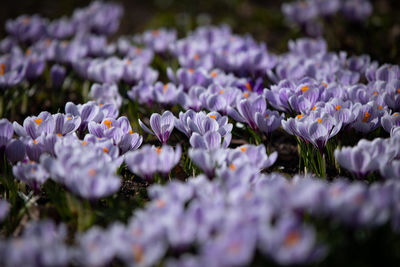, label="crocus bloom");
[89,83,122,109]
[12,160,49,193]
[88,116,142,154]
[139,111,175,144]
[13,111,55,140]
[50,64,66,88]
[0,118,13,149]
[125,144,181,180]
